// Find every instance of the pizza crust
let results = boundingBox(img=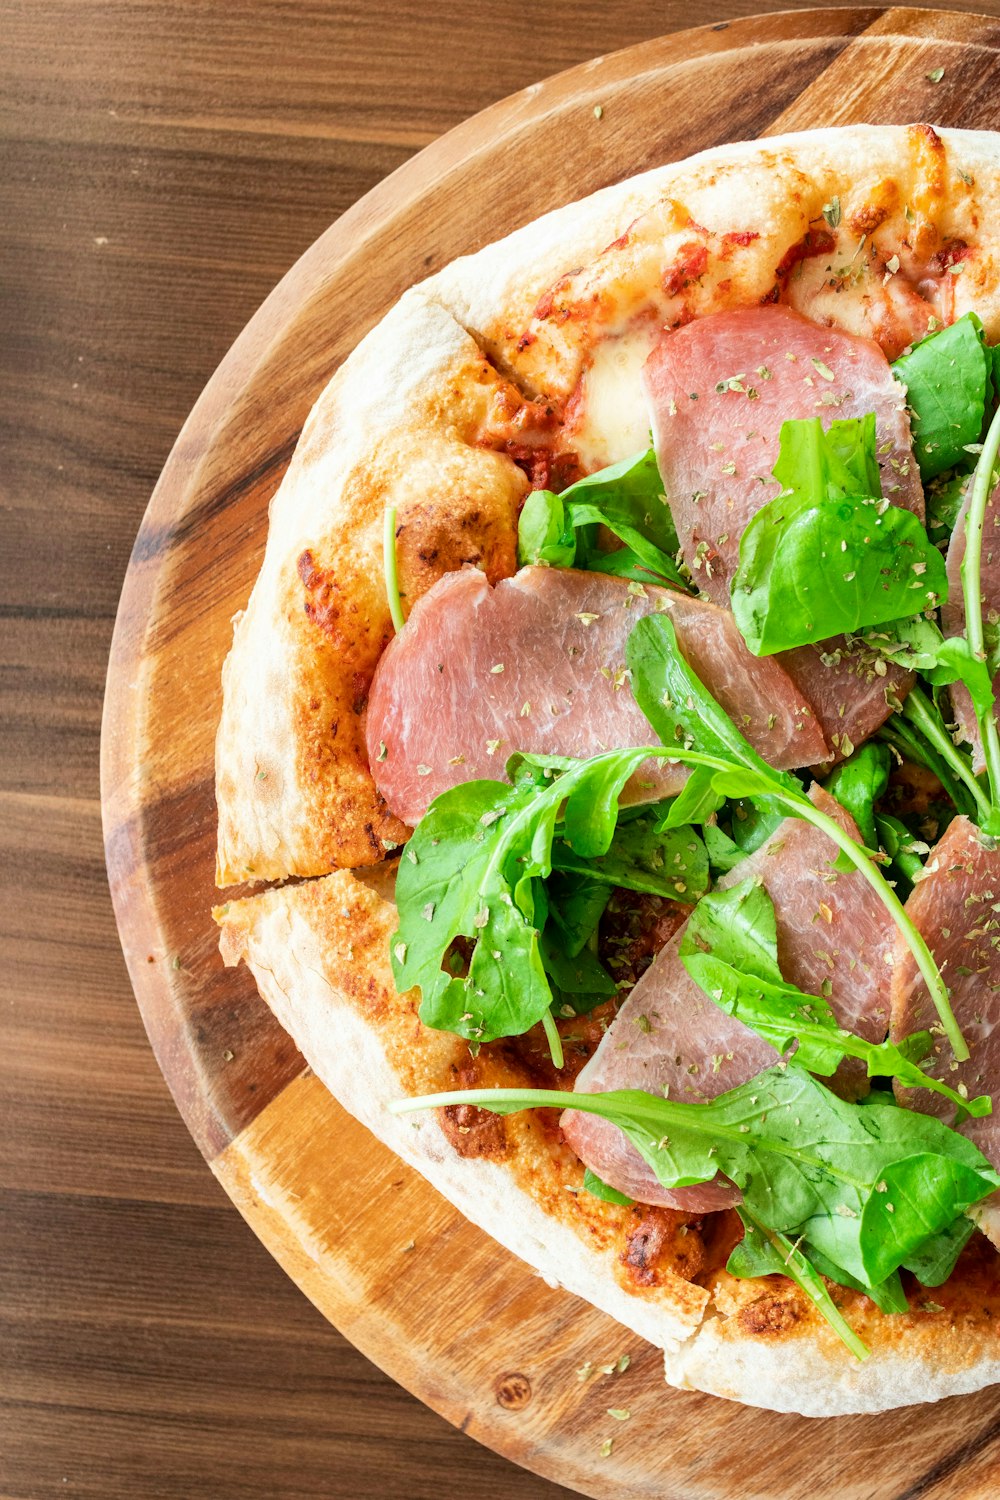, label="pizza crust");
[215,291,530,883]
[215,124,1000,1413]
[216,873,1000,1415]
